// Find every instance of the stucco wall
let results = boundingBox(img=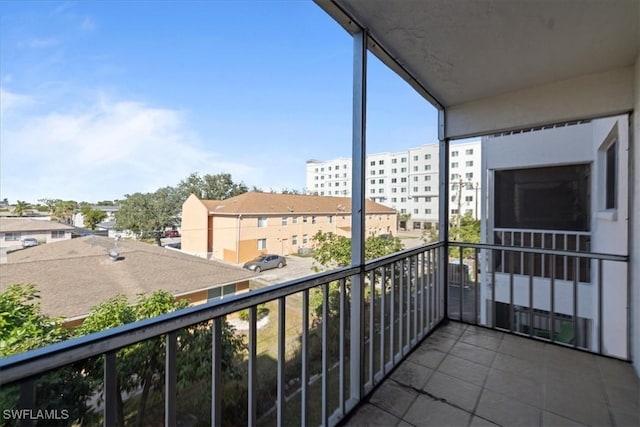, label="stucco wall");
[181,195,210,257]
